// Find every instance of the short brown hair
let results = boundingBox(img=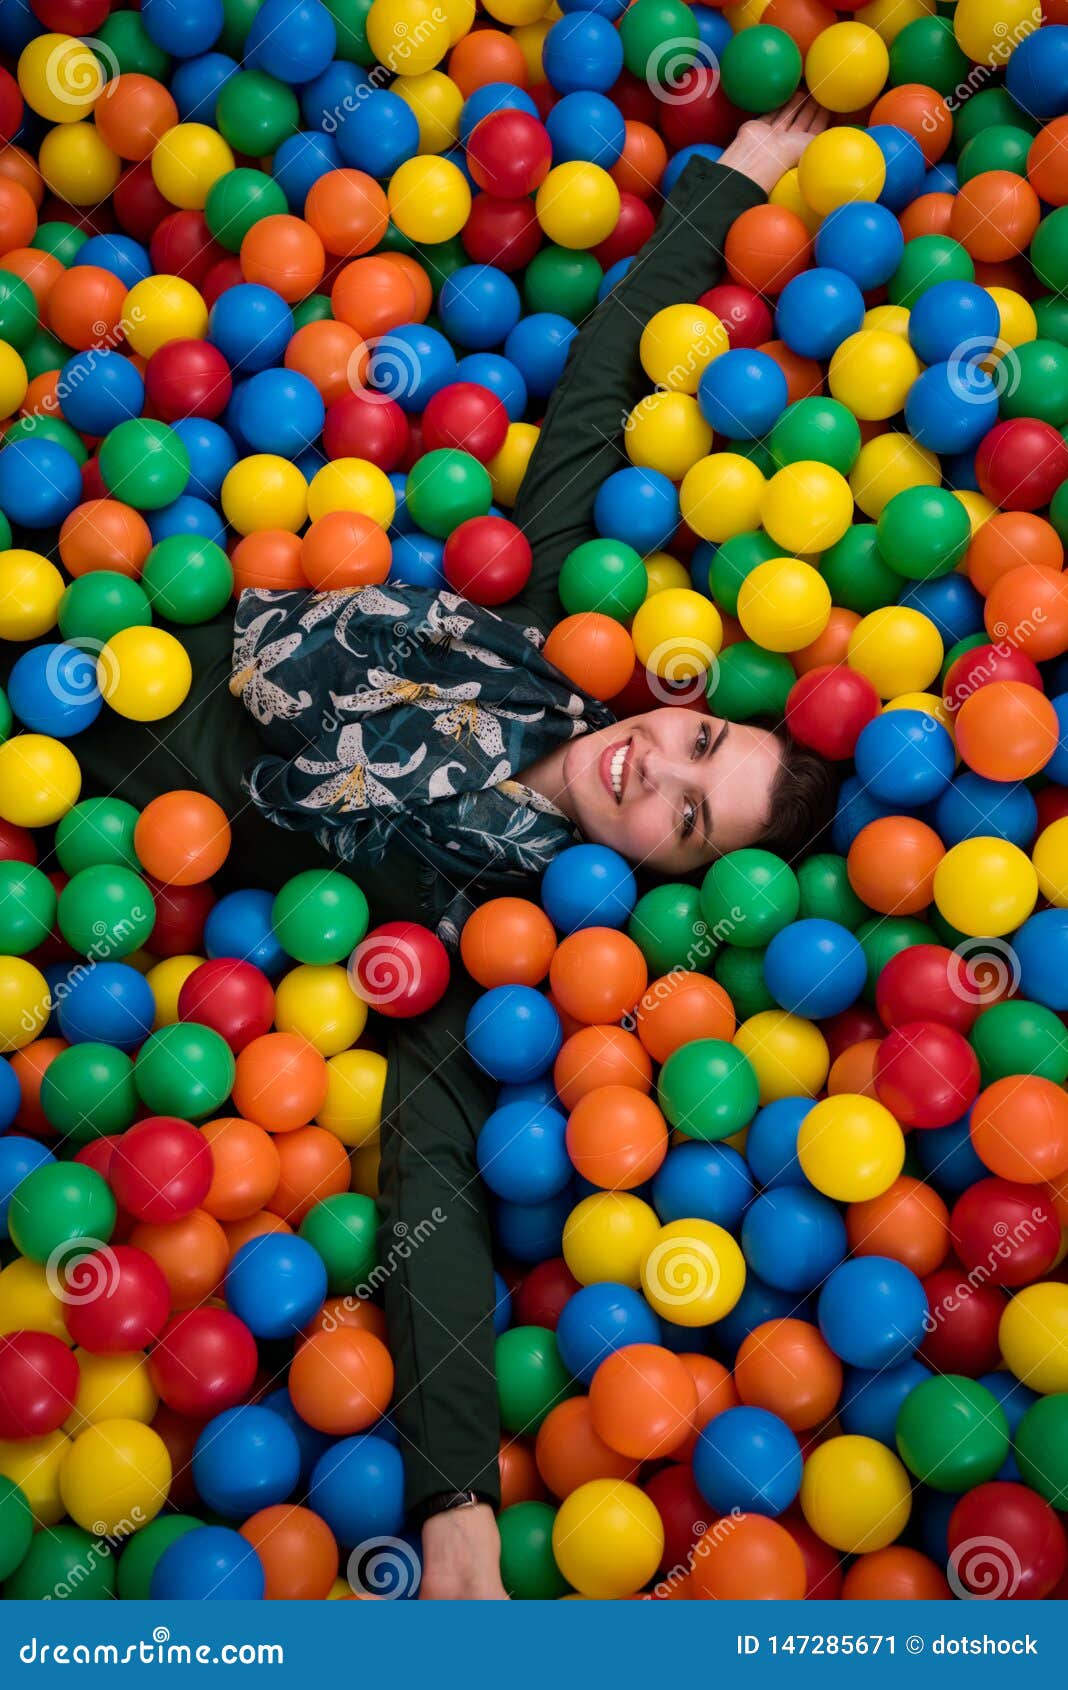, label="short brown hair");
[753,727,840,865]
